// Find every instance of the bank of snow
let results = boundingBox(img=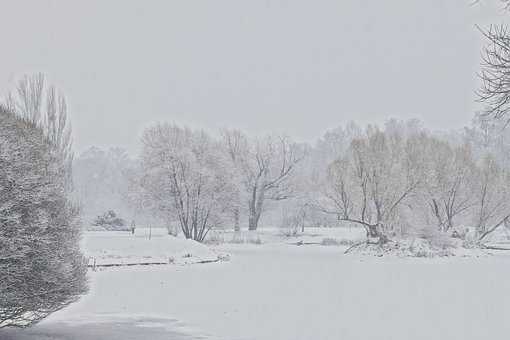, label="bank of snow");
[82,228,224,266]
